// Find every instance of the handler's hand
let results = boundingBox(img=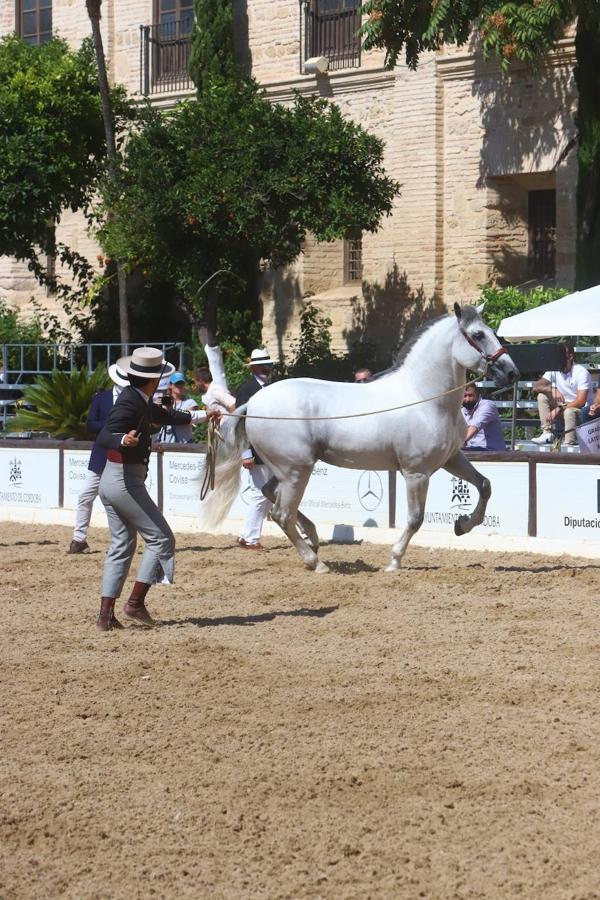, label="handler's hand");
[123,430,140,447]
[241,457,255,469]
[206,409,222,421]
